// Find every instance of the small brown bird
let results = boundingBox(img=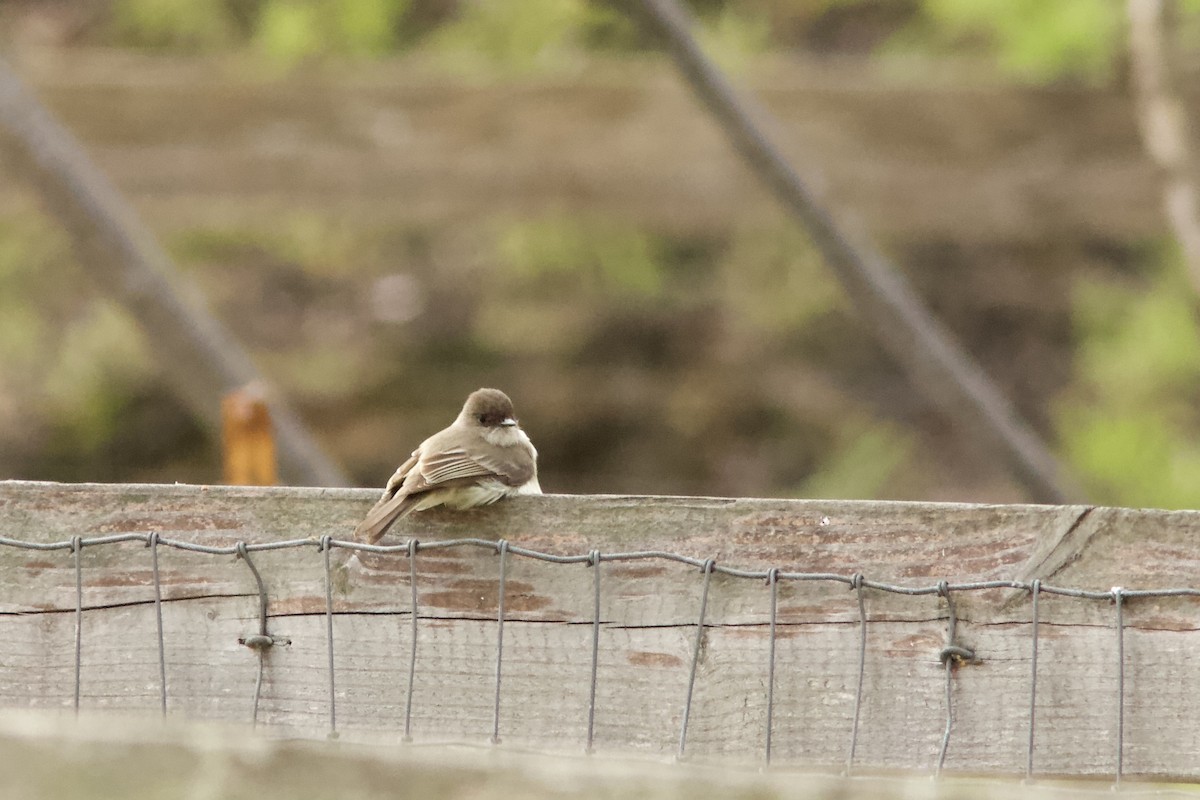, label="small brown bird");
[354,388,541,543]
